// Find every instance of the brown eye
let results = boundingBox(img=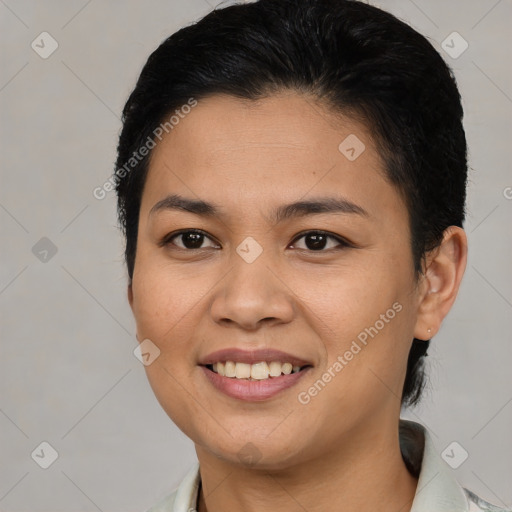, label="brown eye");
[290,231,350,251]
[163,230,219,250]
